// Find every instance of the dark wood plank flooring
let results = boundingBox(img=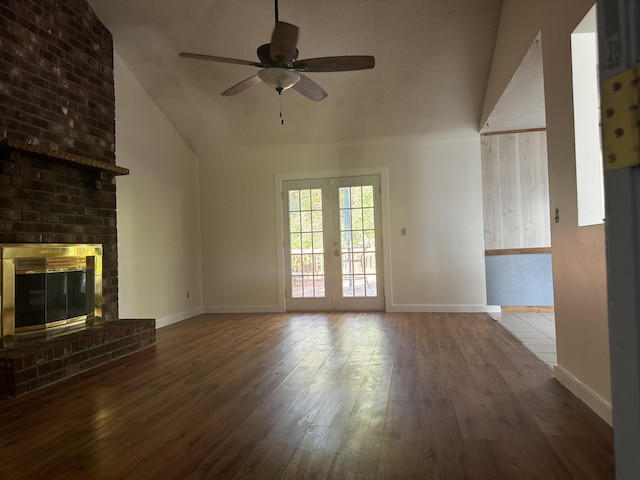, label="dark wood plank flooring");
[0,312,614,479]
